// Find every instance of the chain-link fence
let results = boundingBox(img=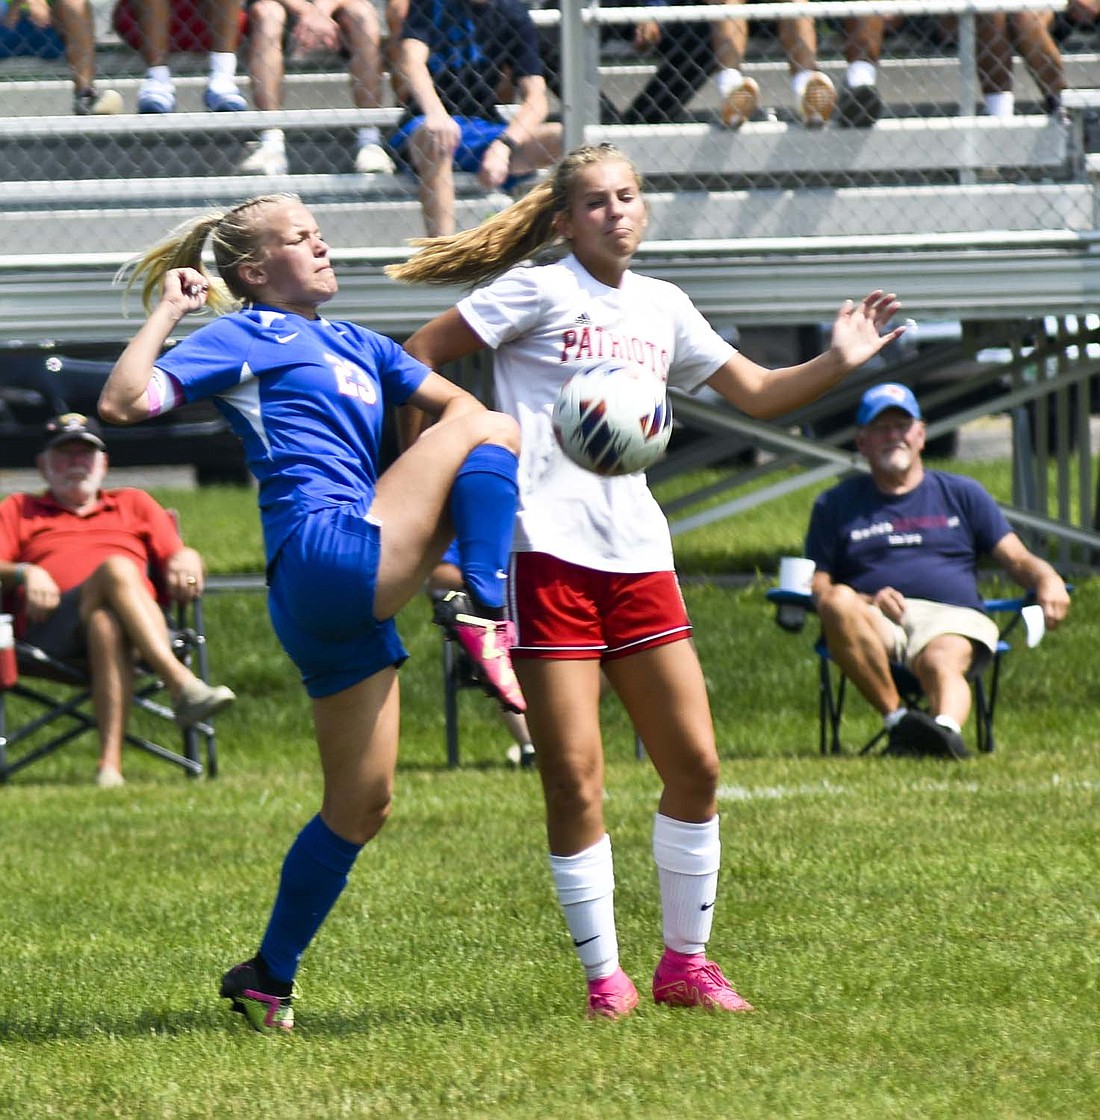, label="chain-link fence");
[0,0,1097,258]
